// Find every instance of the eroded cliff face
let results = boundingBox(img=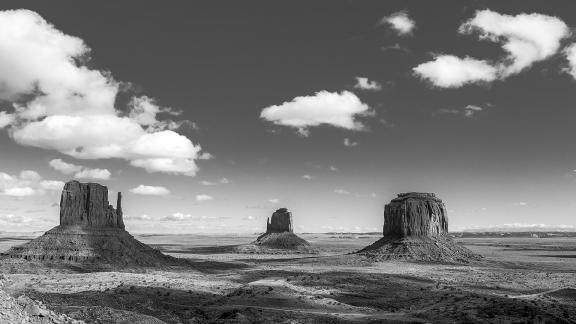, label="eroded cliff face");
[266,208,293,233]
[59,181,124,229]
[4,180,181,267]
[383,193,448,238]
